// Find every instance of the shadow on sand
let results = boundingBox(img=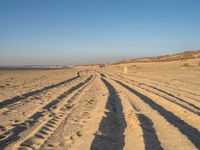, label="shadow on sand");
[90,78,126,150]
[116,80,200,149]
